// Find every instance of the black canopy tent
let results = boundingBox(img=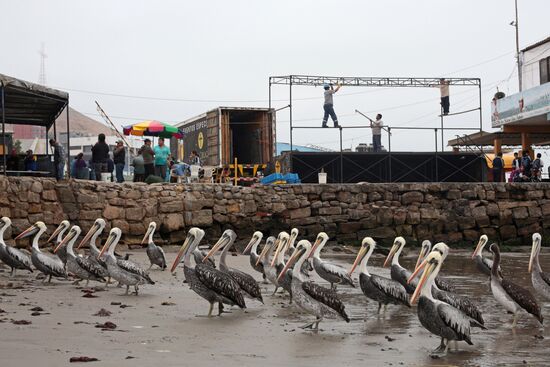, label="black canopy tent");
[0,73,70,175]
